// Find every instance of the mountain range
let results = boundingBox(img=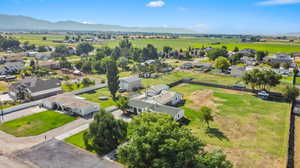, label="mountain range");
[0,14,196,34]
